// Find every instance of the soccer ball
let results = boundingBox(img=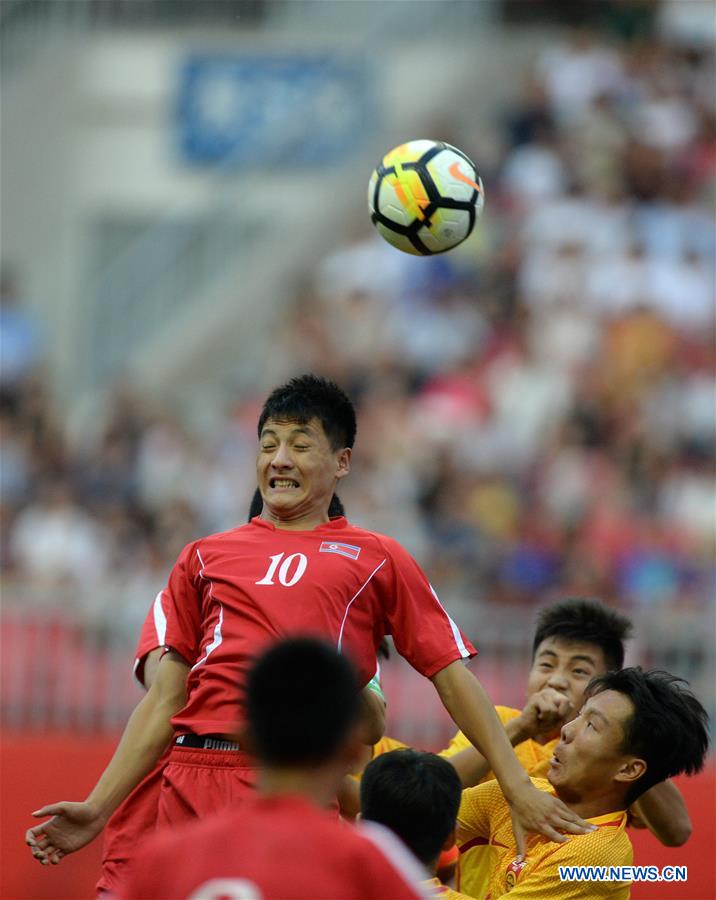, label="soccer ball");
[368,139,484,256]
